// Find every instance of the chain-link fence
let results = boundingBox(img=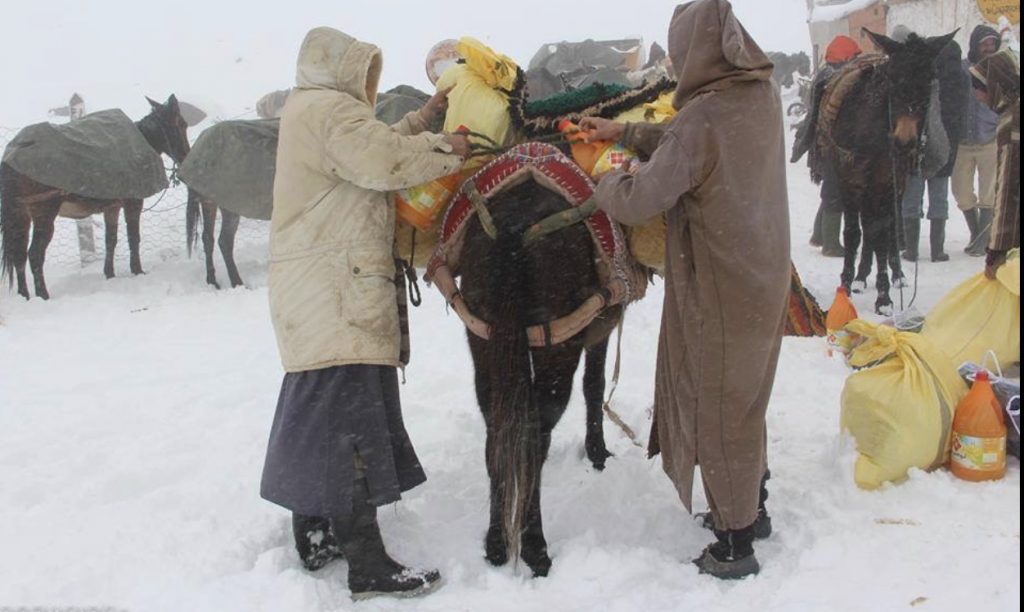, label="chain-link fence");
[0,125,270,272]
